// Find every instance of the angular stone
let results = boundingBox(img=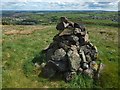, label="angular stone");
[49,60,68,72]
[67,46,81,71]
[83,69,93,78]
[56,22,64,31]
[90,61,98,71]
[79,49,87,63]
[70,45,77,51]
[77,67,83,74]
[59,28,74,36]
[41,62,46,68]
[82,62,89,70]
[46,48,54,61]
[86,55,92,62]
[84,33,89,42]
[59,41,70,51]
[43,61,57,78]
[64,71,76,82]
[80,43,98,61]
[51,48,66,61]
[67,35,79,43]
[74,28,81,34]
